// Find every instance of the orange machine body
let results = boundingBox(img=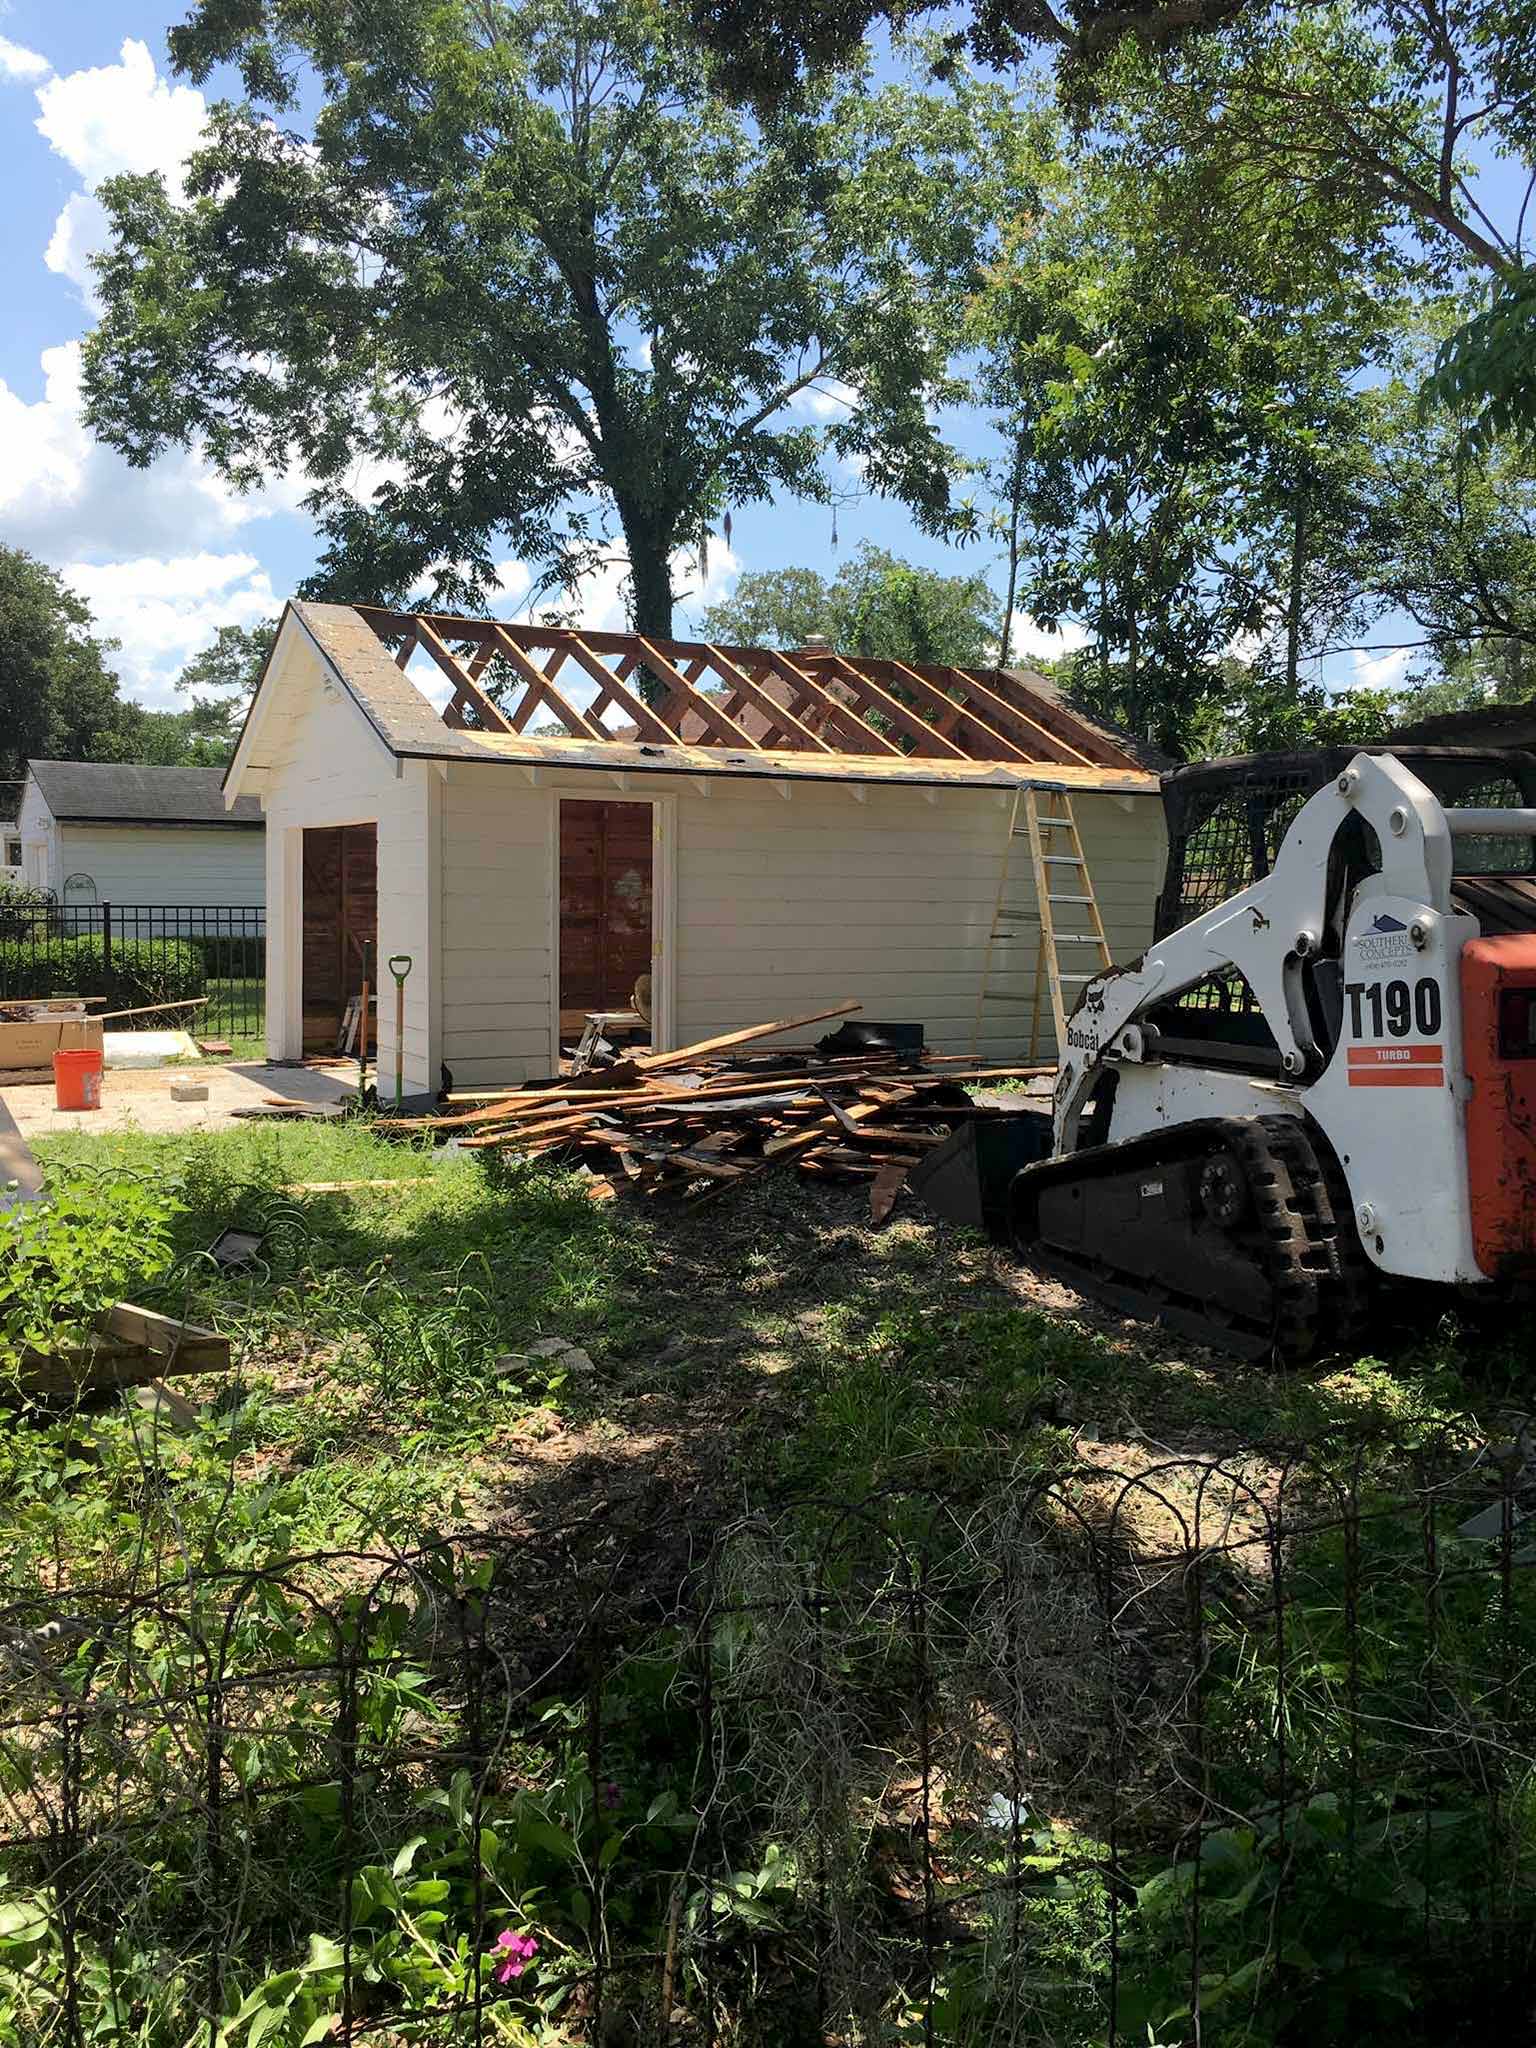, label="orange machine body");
[1460,934,1536,1280]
